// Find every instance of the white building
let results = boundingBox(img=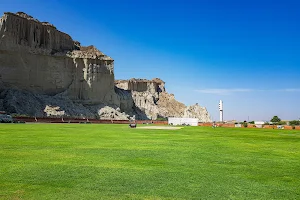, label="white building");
[254,121,265,128]
[168,118,199,126]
